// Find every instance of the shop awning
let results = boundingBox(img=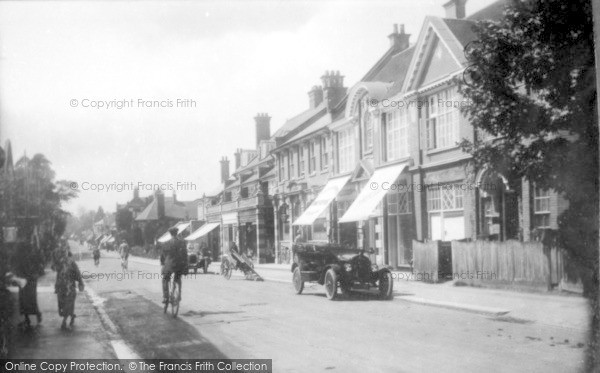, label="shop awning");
[157,231,171,243]
[157,221,191,243]
[176,222,191,234]
[293,175,351,225]
[339,163,408,222]
[185,223,220,241]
